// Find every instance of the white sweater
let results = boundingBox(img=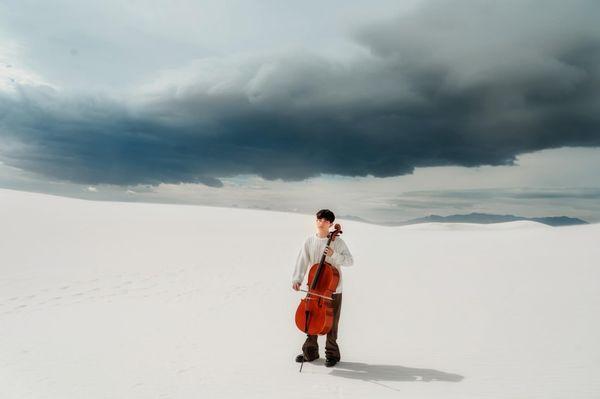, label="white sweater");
[291,233,354,294]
